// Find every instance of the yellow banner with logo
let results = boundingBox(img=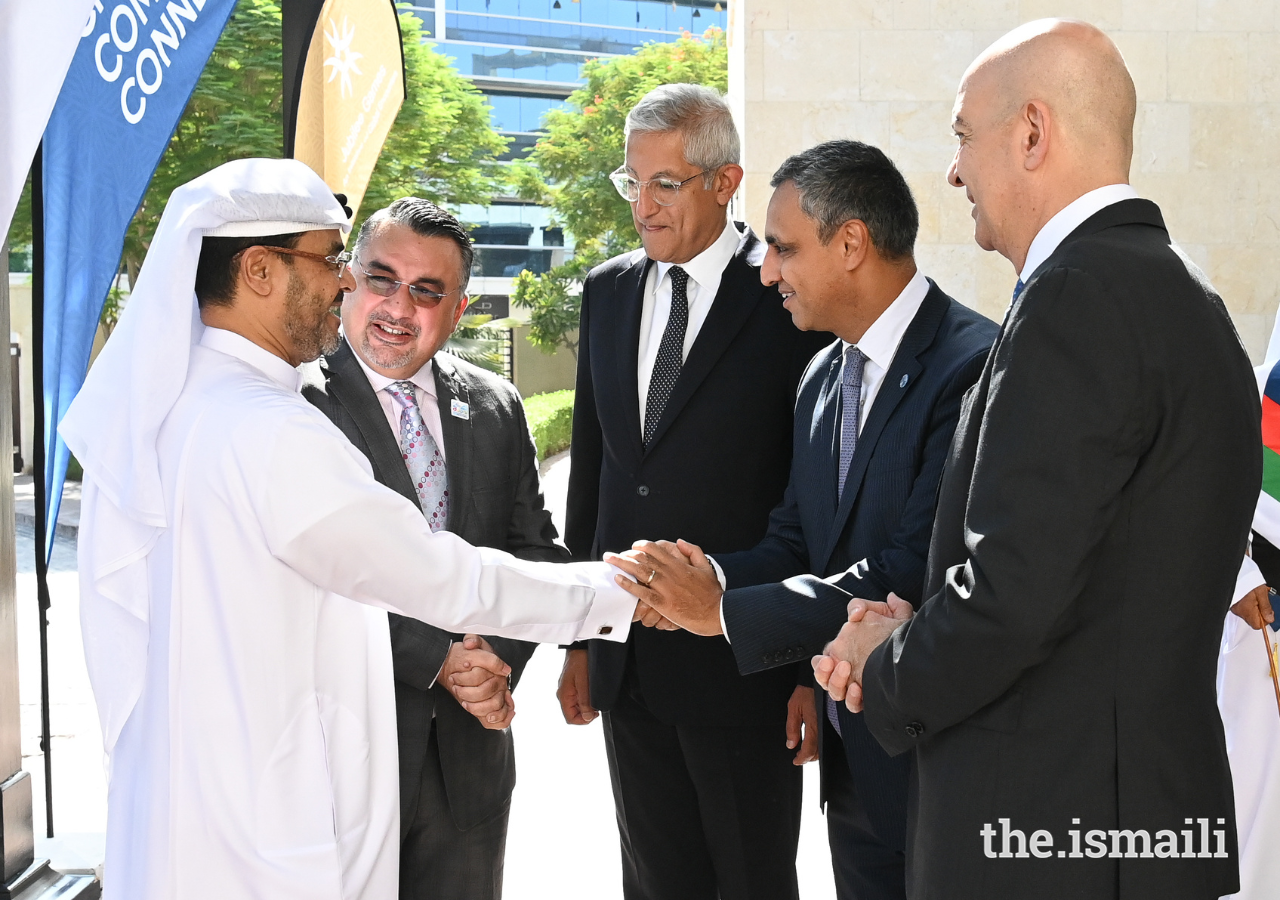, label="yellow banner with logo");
[292,0,405,228]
